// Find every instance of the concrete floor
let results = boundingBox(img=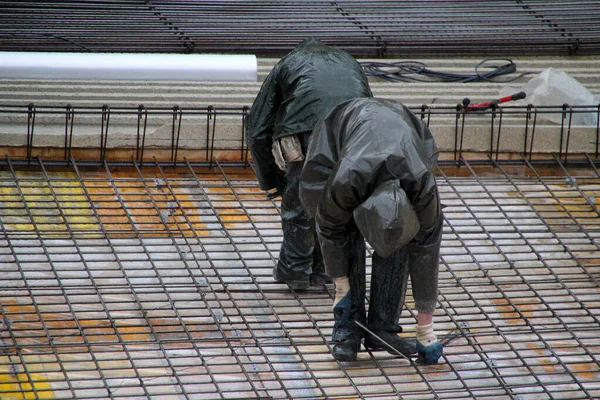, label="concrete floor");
[0,159,598,399]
